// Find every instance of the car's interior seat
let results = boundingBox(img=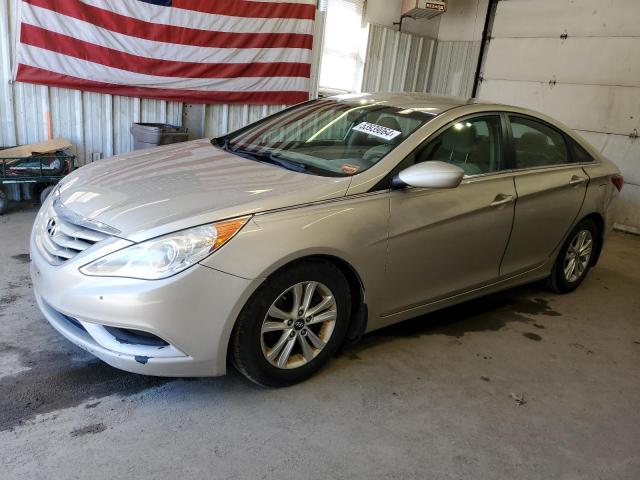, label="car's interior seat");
[431,124,483,176]
[516,132,549,167]
[472,136,493,172]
